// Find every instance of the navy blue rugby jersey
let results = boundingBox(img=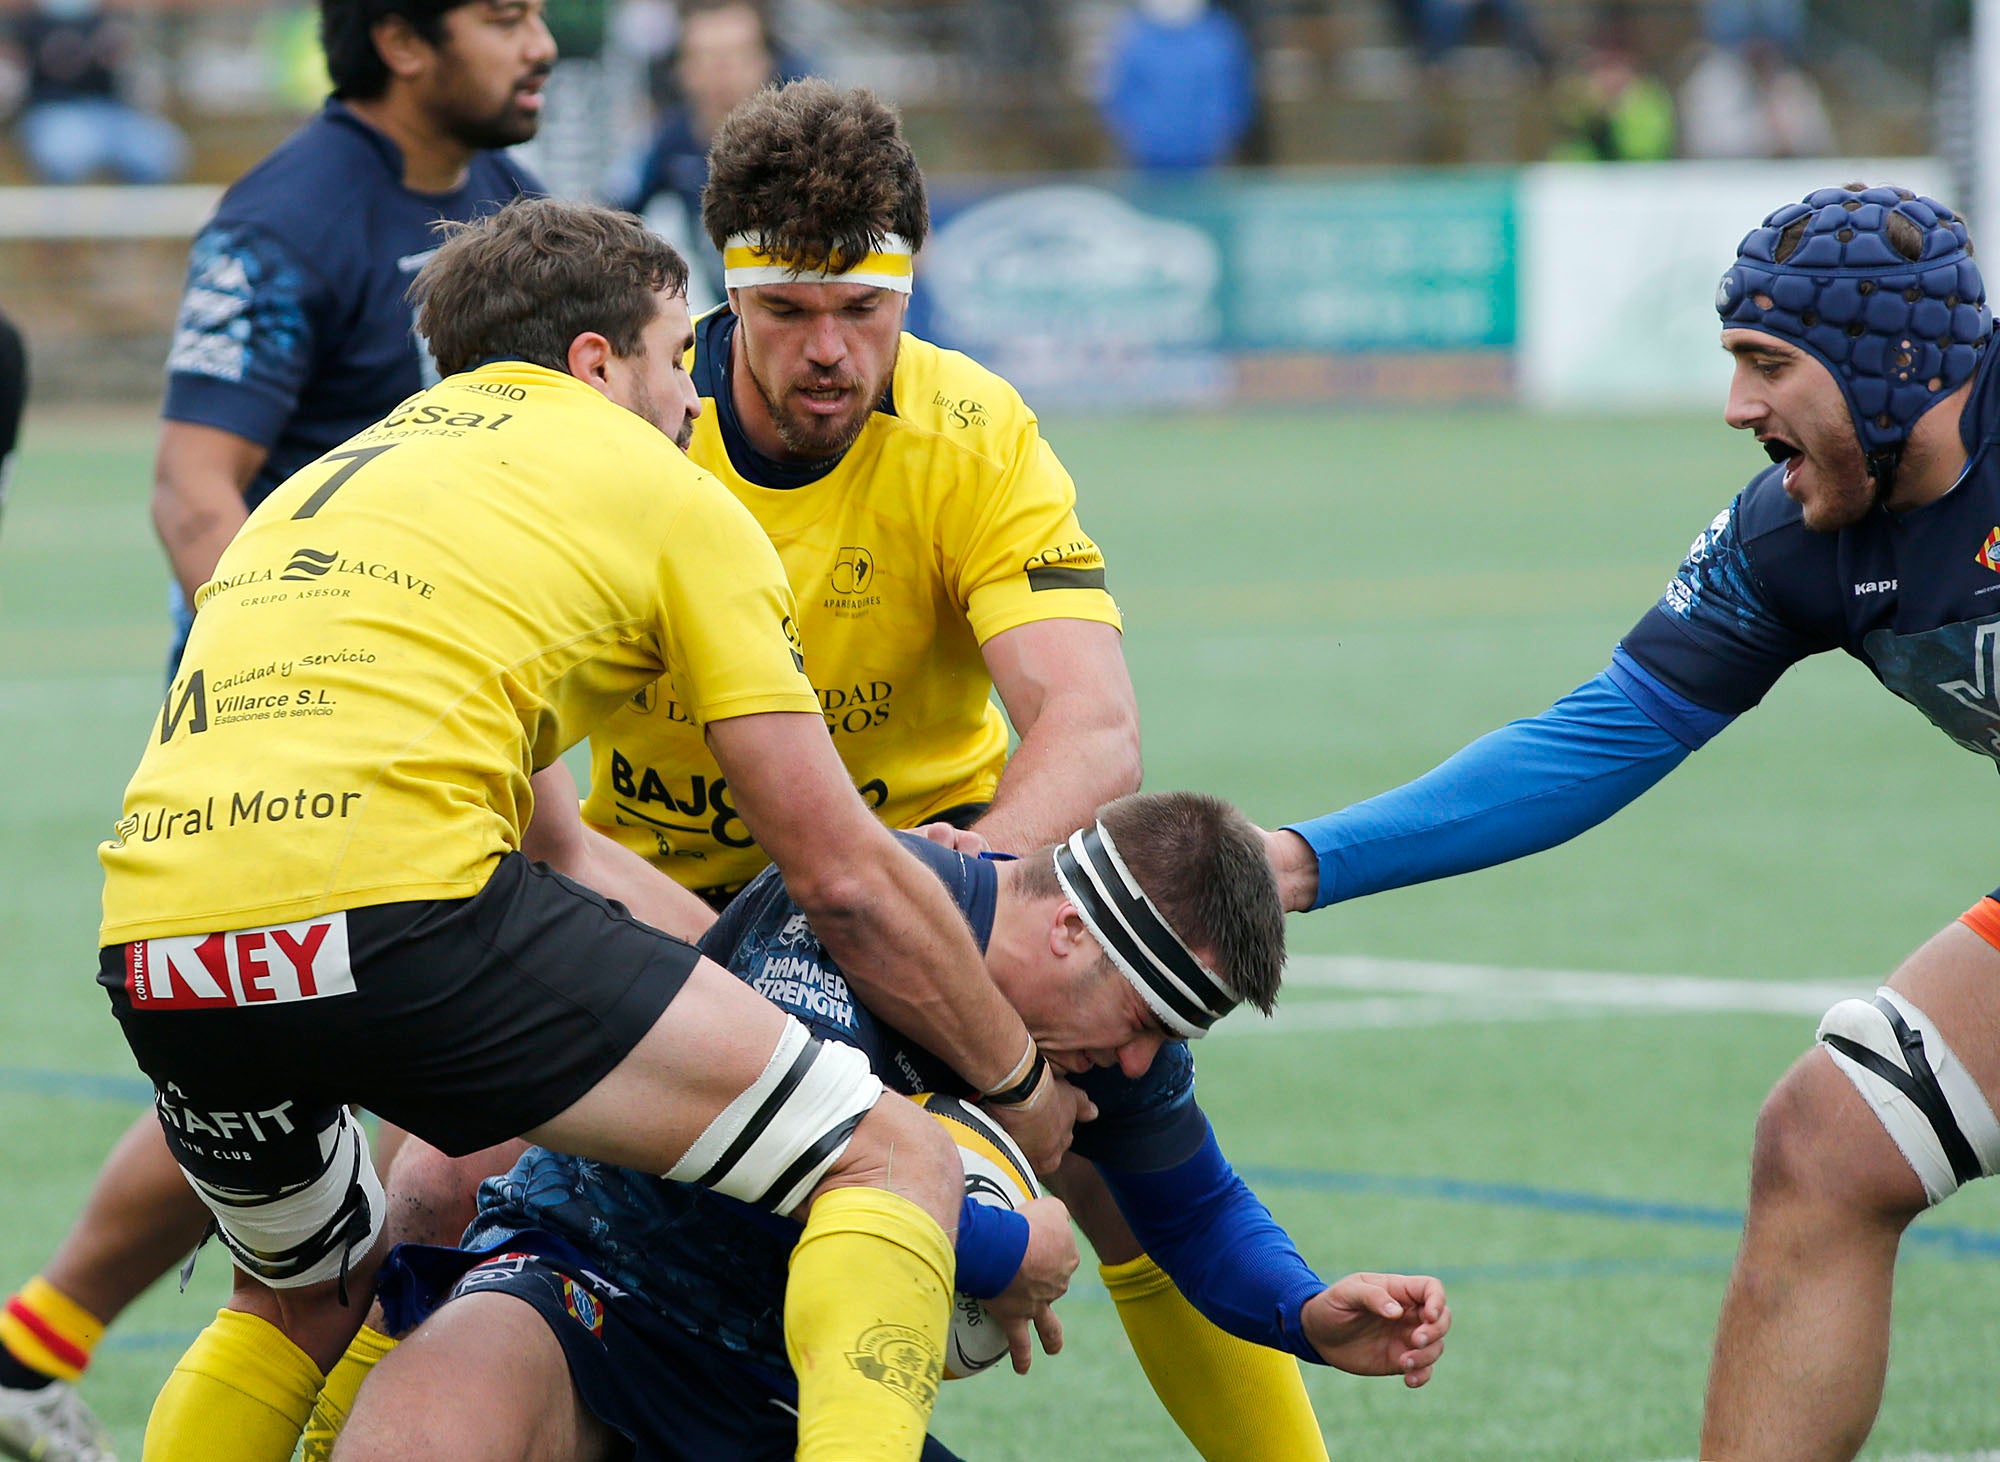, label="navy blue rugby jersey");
[699,835,1208,1171]
[161,101,538,511]
[463,833,1207,1370]
[1624,343,2000,760]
